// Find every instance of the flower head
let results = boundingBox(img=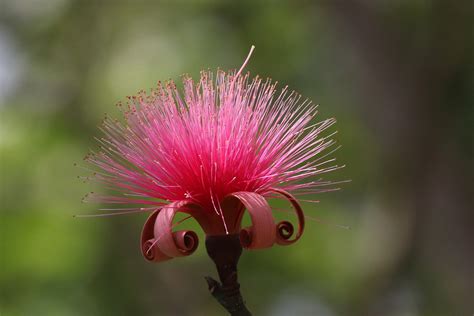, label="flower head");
[84,47,341,262]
